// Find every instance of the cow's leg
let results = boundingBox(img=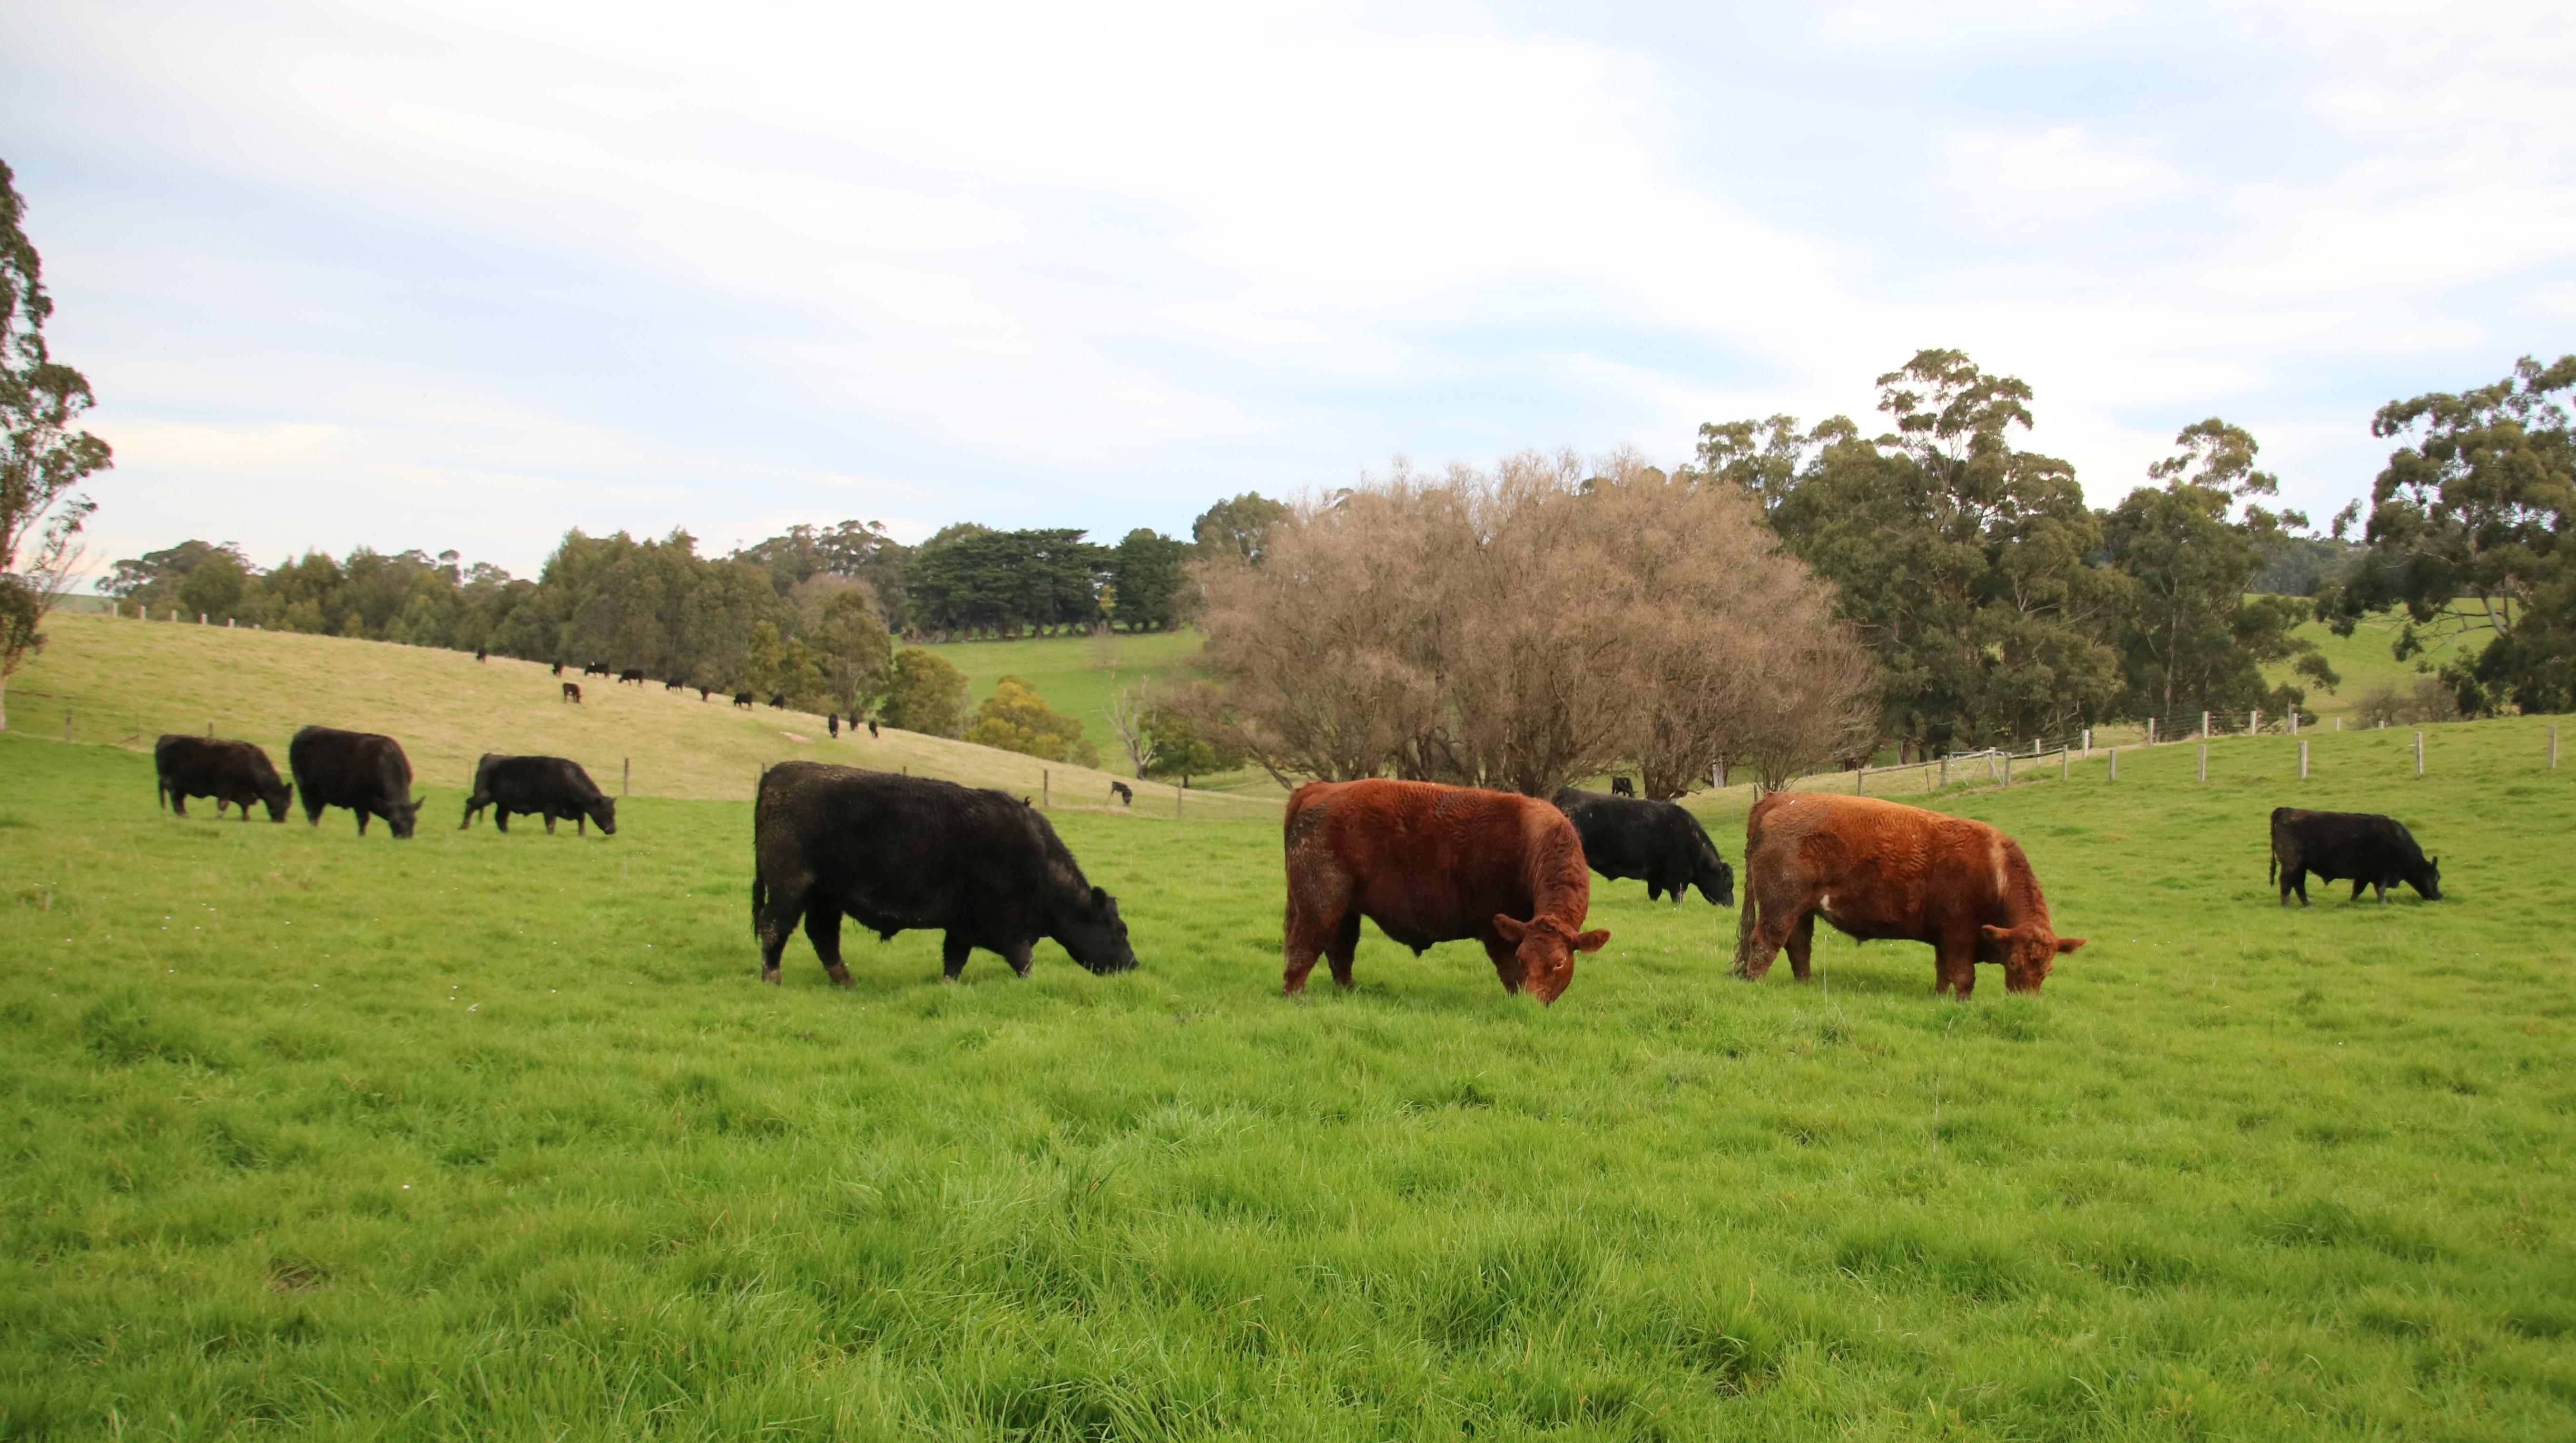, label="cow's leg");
[1784,911,1817,982]
[2374,880,2389,904]
[544,813,557,835]
[171,790,188,818]
[1325,909,1361,990]
[495,807,511,833]
[941,932,973,983]
[1003,939,1035,978]
[804,908,851,987]
[1282,859,1351,997]
[1735,891,1806,981]
[2291,868,2309,906]
[755,870,808,983]
[355,809,370,835]
[1935,929,1976,998]
[2351,878,2367,902]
